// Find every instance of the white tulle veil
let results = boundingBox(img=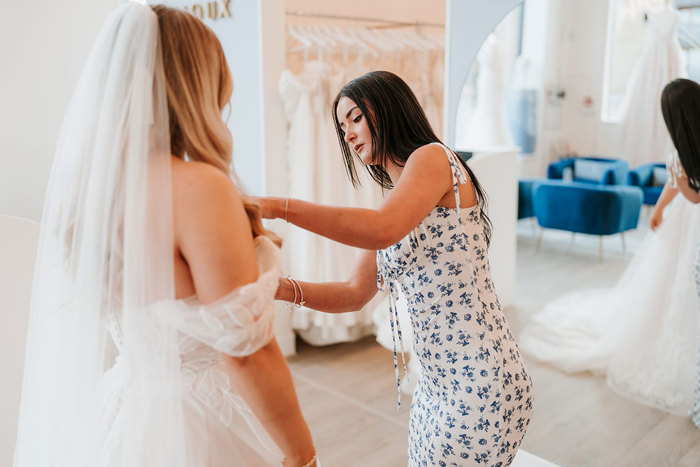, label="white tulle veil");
[14,3,186,465]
